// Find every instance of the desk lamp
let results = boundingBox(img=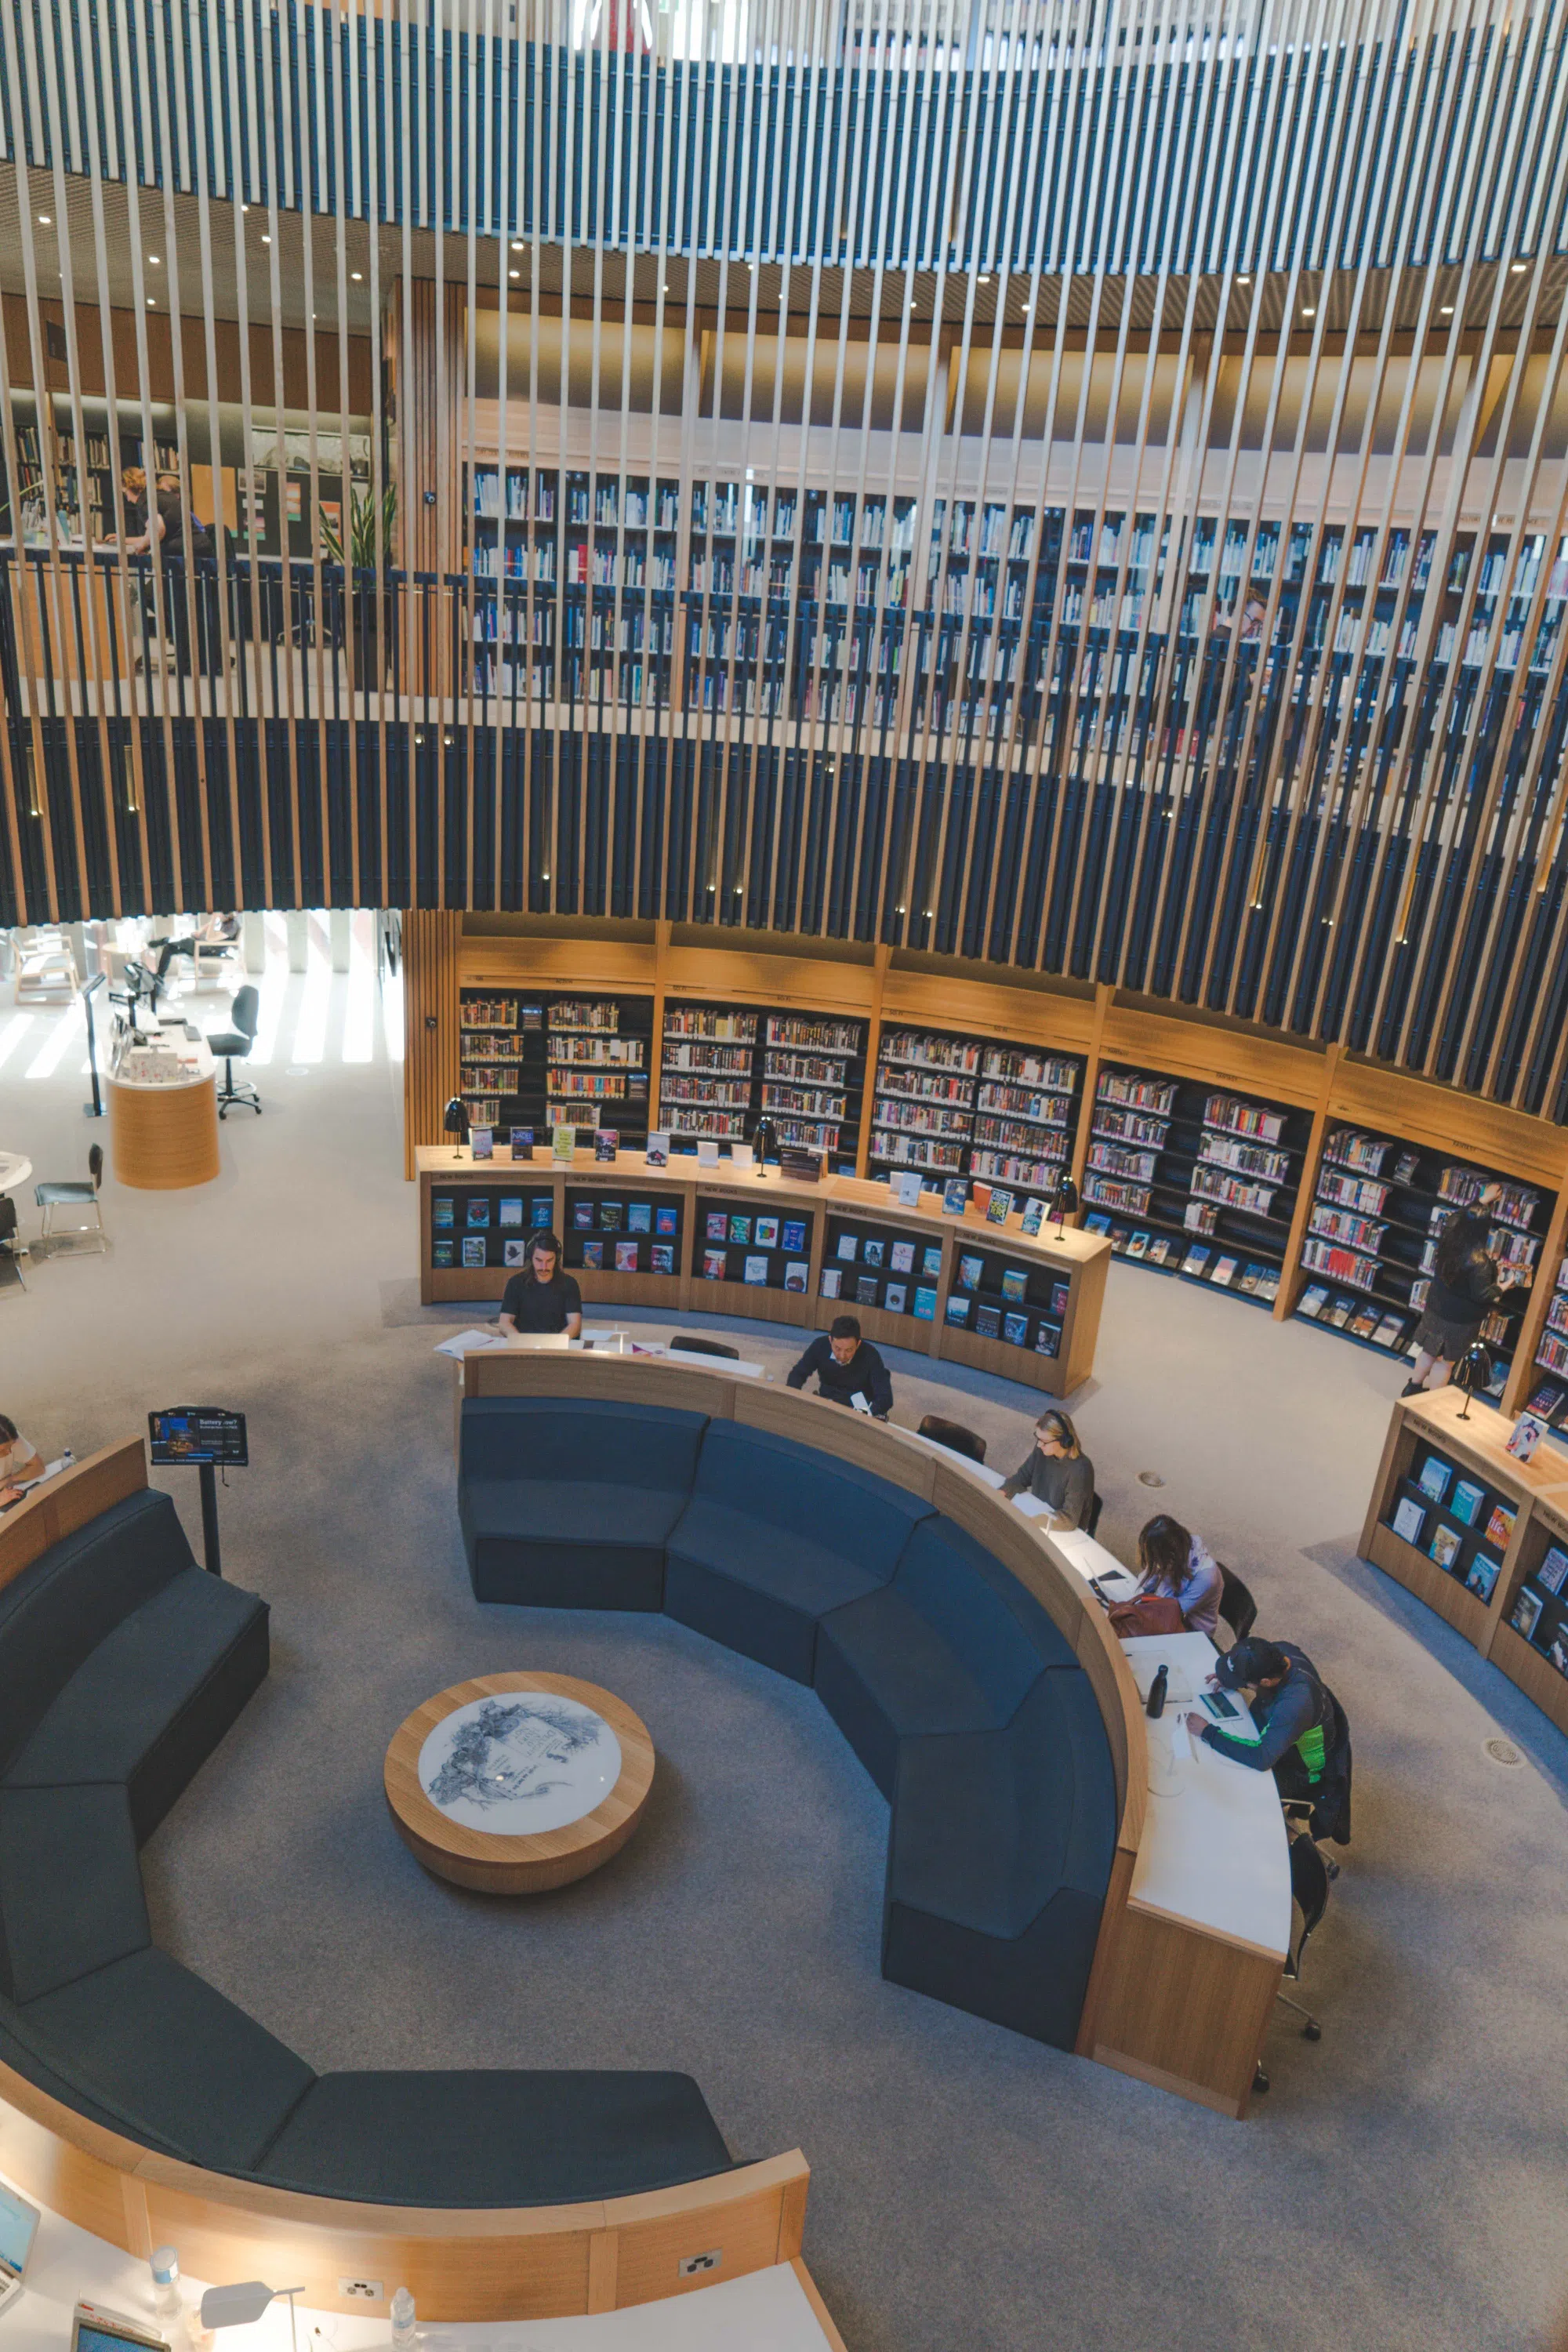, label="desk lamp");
[1049,1171,1080,1232]
[751,1112,779,1176]
[200,2283,304,2352]
[1454,1341,1492,1420]
[444,1096,470,1159]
